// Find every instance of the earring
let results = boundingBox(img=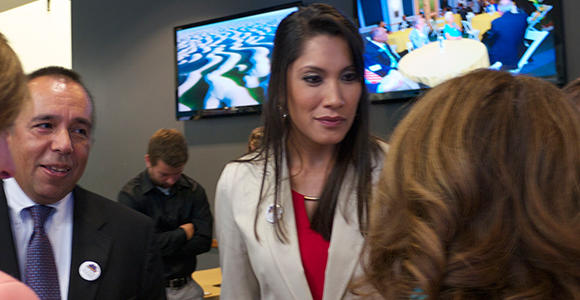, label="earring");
[278,104,288,119]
